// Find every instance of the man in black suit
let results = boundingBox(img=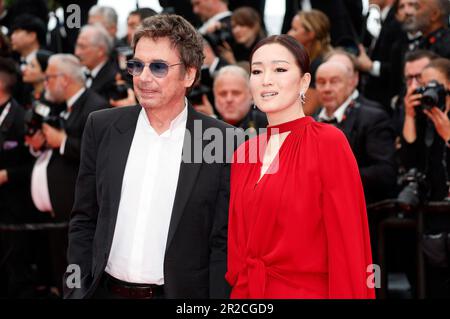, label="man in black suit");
[74,24,120,102]
[315,55,397,204]
[357,0,405,112]
[0,57,34,222]
[281,0,359,46]
[64,14,235,299]
[25,54,108,294]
